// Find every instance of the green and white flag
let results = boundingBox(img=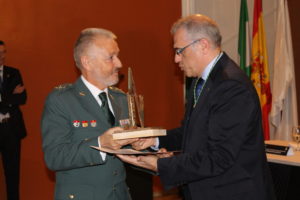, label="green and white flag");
[238,0,251,77]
